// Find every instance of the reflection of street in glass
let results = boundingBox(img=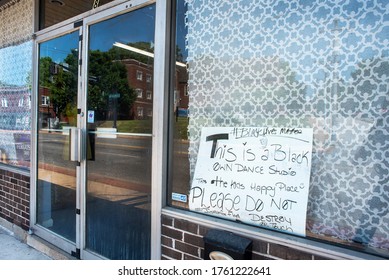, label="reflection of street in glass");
[38,166,150,210]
